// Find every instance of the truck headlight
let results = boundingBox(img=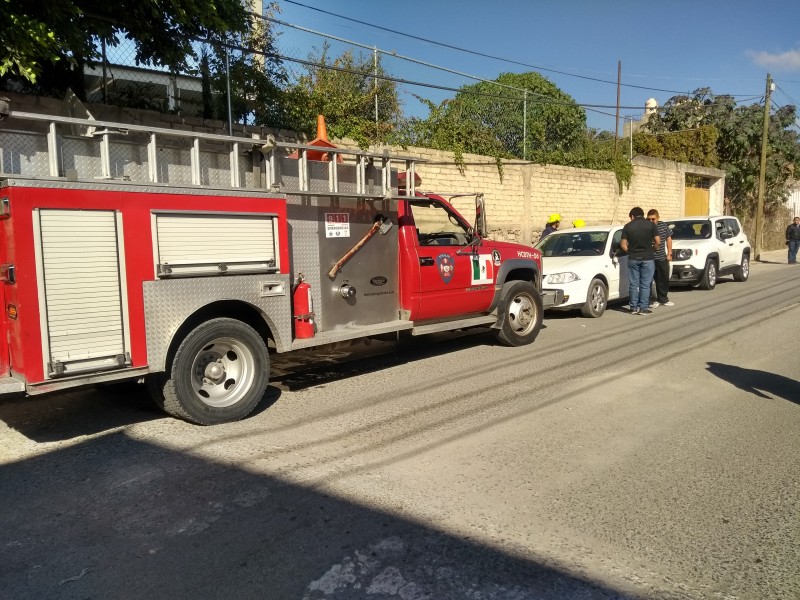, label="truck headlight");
[673,248,693,260]
[546,272,579,284]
